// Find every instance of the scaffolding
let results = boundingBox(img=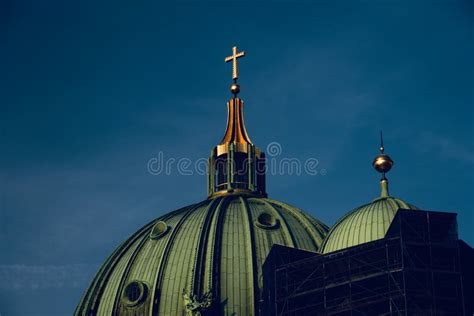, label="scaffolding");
[263,210,471,316]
